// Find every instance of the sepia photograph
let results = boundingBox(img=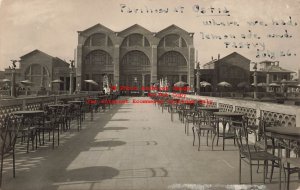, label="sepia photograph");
[0,0,299,189]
